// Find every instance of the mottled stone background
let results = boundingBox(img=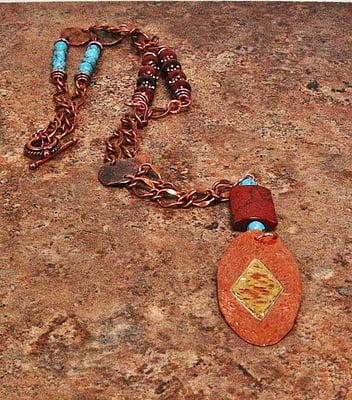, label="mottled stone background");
[0,2,351,399]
